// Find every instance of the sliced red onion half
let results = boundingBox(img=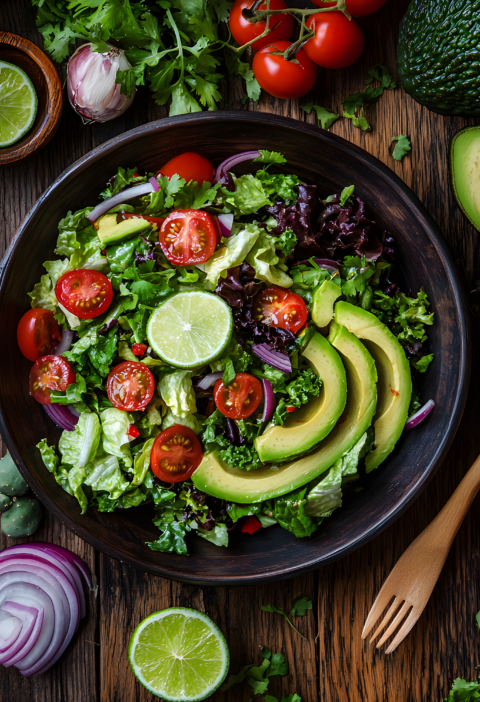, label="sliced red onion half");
[217,213,234,238]
[261,379,276,423]
[88,181,158,222]
[252,344,292,373]
[297,258,340,274]
[53,330,74,356]
[197,371,223,391]
[214,150,261,184]
[404,399,435,431]
[43,404,79,431]
[148,176,160,192]
[0,543,91,677]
